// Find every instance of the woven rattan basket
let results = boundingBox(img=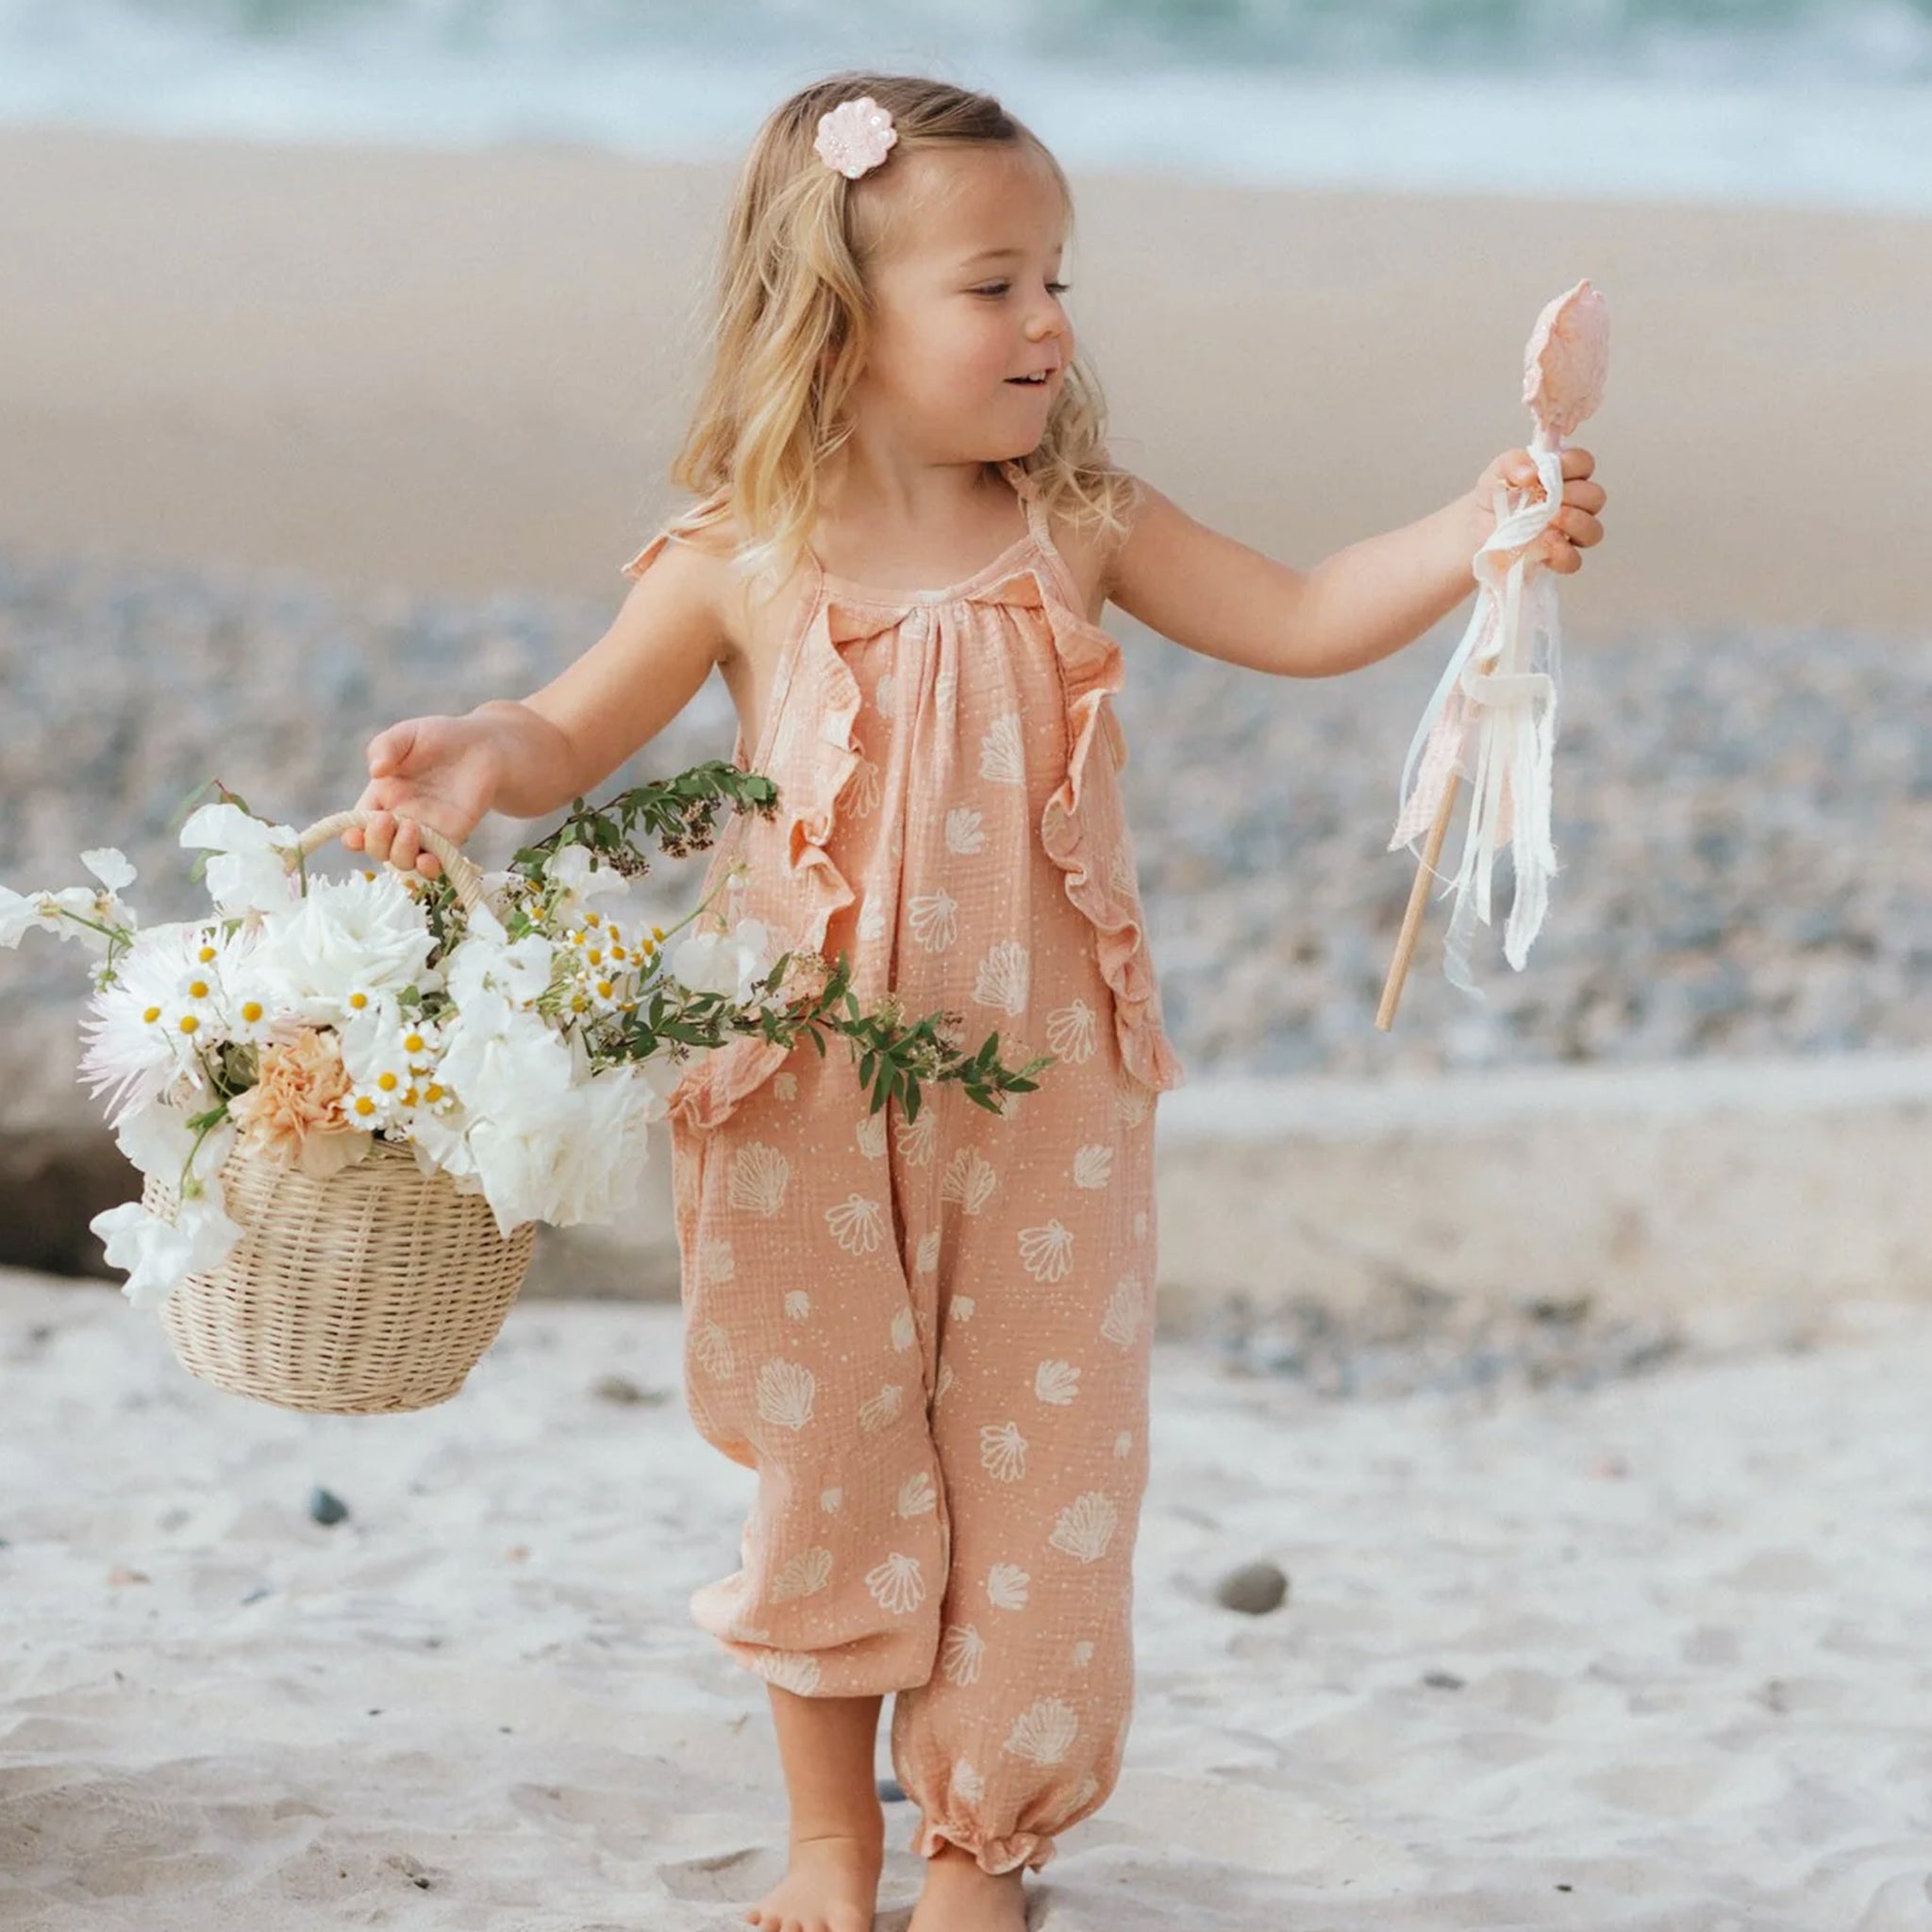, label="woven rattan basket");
[138,807,537,1415]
